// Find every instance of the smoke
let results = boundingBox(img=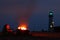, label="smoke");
[17,0,36,26]
[0,0,36,27]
